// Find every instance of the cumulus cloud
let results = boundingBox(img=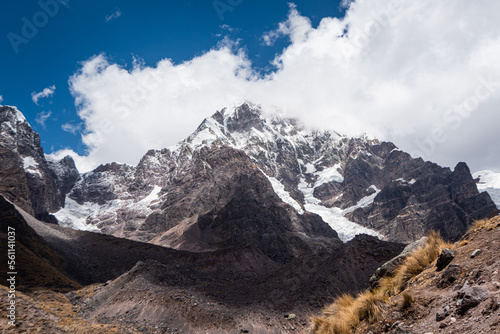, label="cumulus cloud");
[340,0,354,9]
[60,0,500,173]
[31,85,56,105]
[0,95,3,104]
[262,3,311,46]
[105,8,121,22]
[35,110,52,129]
